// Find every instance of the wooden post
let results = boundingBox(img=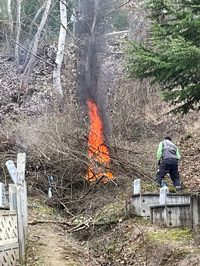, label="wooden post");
[5,160,18,184]
[0,182,6,207]
[9,184,17,211]
[16,185,25,262]
[23,181,28,229]
[17,153,27,262]
[17,153,27,227]
[17,153,26,184]
[6,153,27,263]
